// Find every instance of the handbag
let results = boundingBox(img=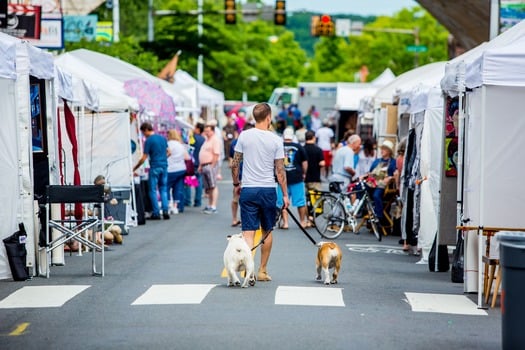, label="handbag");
[185,159,195,176]
[451,233,464,283]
